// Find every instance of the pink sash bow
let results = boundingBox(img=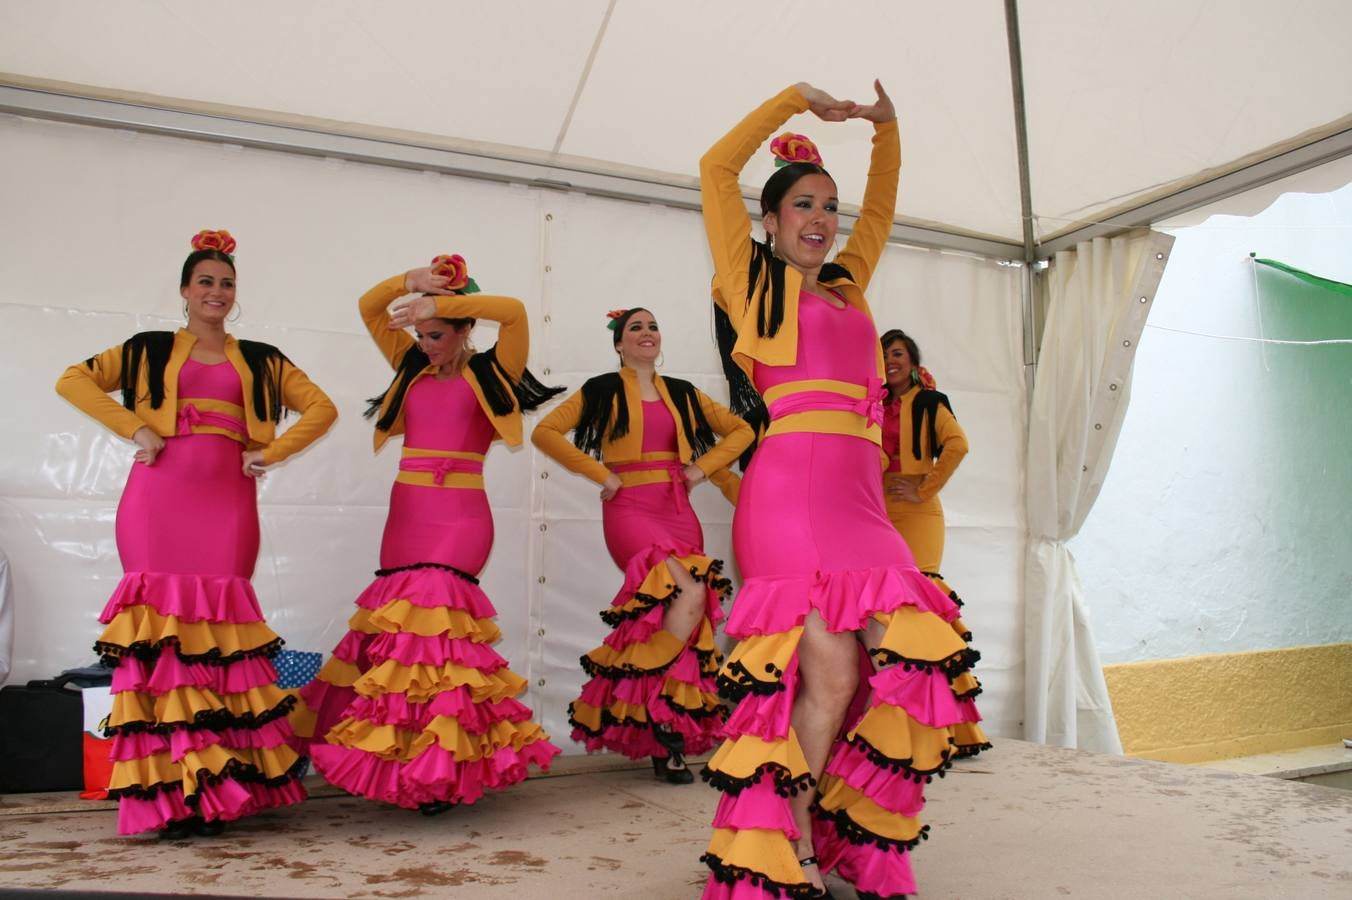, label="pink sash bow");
[398,455,485,486]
